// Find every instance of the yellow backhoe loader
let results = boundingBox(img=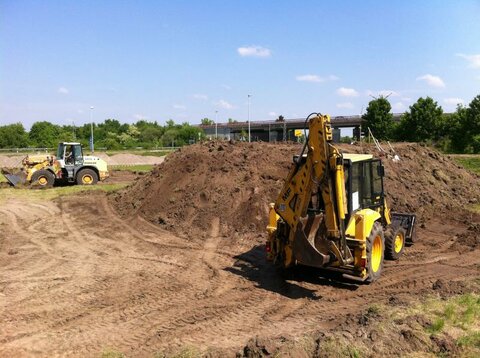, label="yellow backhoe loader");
[2,142,109,188]
[266,114,415,282]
